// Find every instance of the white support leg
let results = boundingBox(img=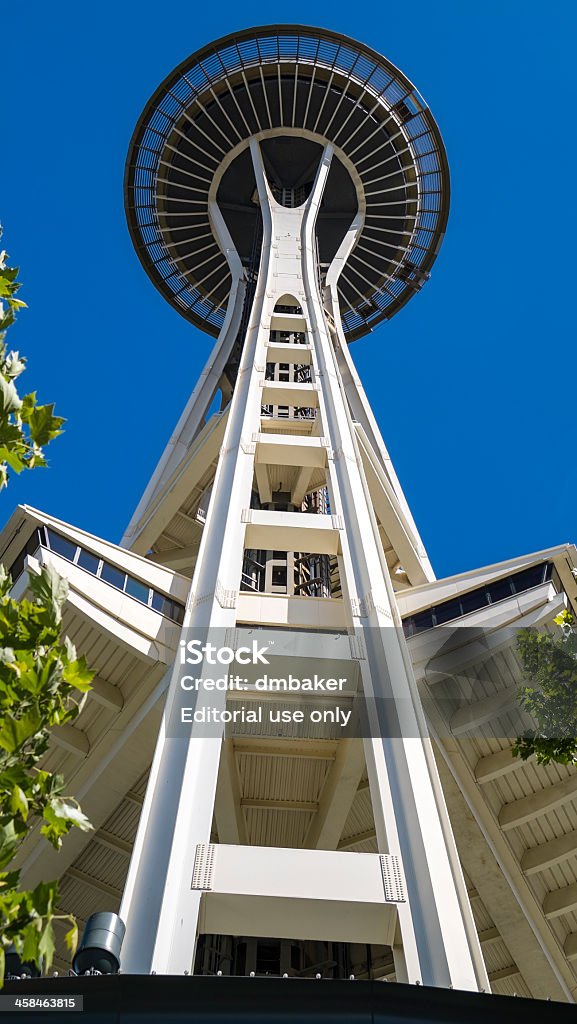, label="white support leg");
[120,138,316,975]
[323,236,433,584]
[300,146,487,991]
[122,203,246,551]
